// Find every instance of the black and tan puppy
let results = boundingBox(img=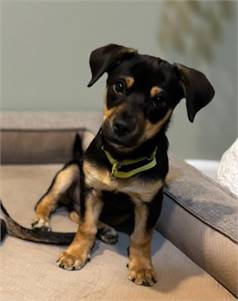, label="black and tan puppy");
[1,44,214,286]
